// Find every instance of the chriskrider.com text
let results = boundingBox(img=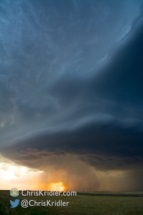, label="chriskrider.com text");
[21,190,77,197]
